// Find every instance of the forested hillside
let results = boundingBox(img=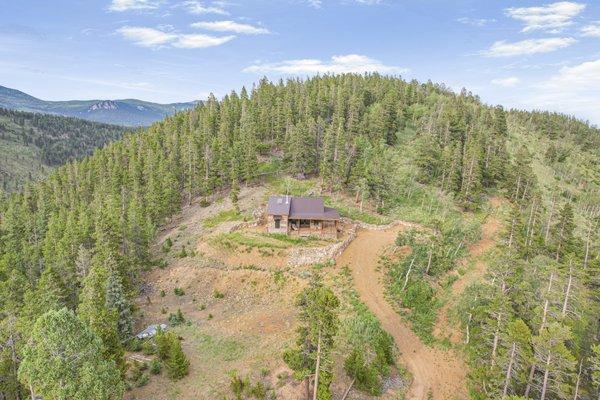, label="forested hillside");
[0,107,129,191]
[0,85,198,126]
[0,74,597,399]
